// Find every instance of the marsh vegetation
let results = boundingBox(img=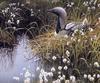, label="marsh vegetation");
[0,0,100,83]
